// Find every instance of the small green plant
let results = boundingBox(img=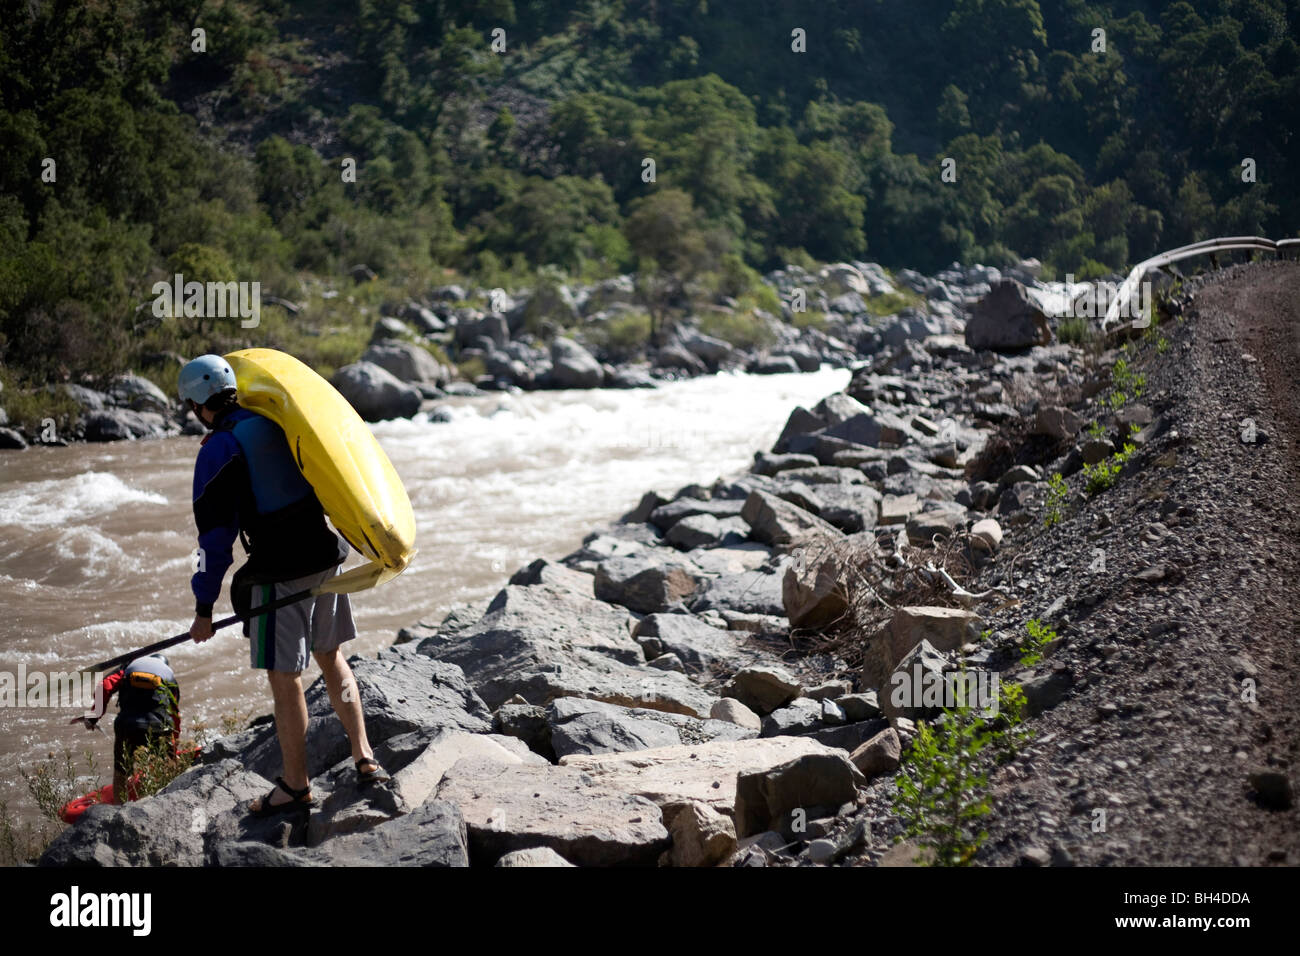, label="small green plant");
[1043,473,1069,528]
[1082,441,1136,495]
[1111,357,1146,400]
[1021,618,1058,667]
[1156,336,1169,353]
[893,680,1030,866]
[1085,420,1106,439]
